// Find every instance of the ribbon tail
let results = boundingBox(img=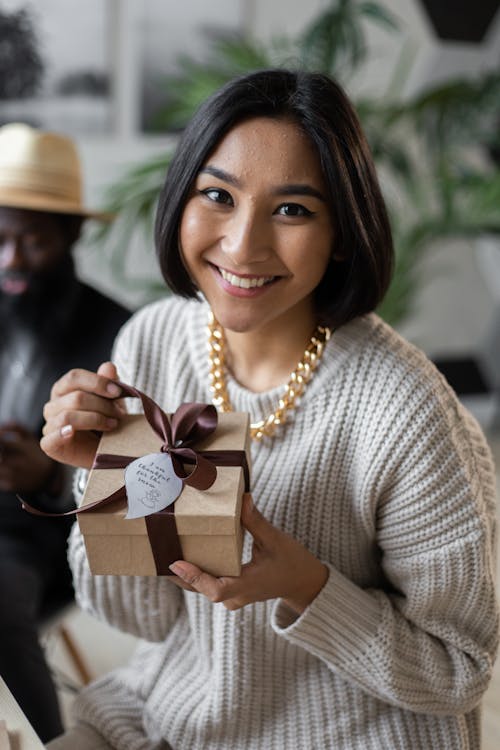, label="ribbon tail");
[19,485,128,517]
[18,495,77,517]
[145,509,183,575]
